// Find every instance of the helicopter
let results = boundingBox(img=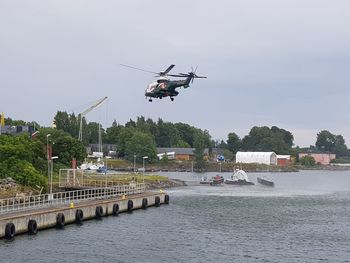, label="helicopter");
[120,64,206,102]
